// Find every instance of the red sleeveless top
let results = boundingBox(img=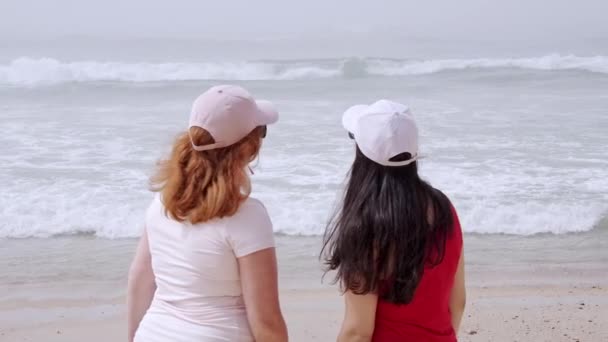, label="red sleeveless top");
[372,206,463,342]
